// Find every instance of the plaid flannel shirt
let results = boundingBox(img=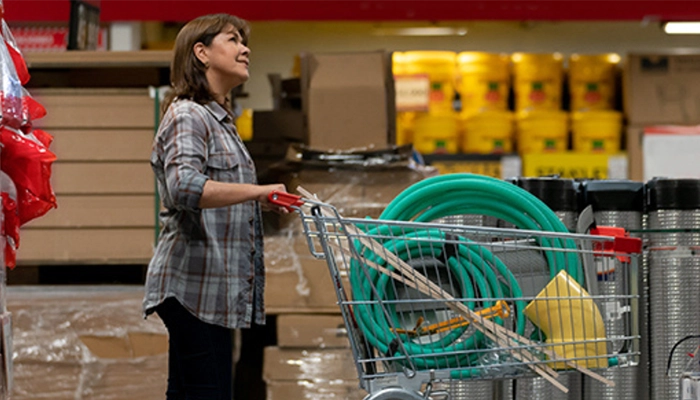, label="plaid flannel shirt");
[143,99,265,329]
